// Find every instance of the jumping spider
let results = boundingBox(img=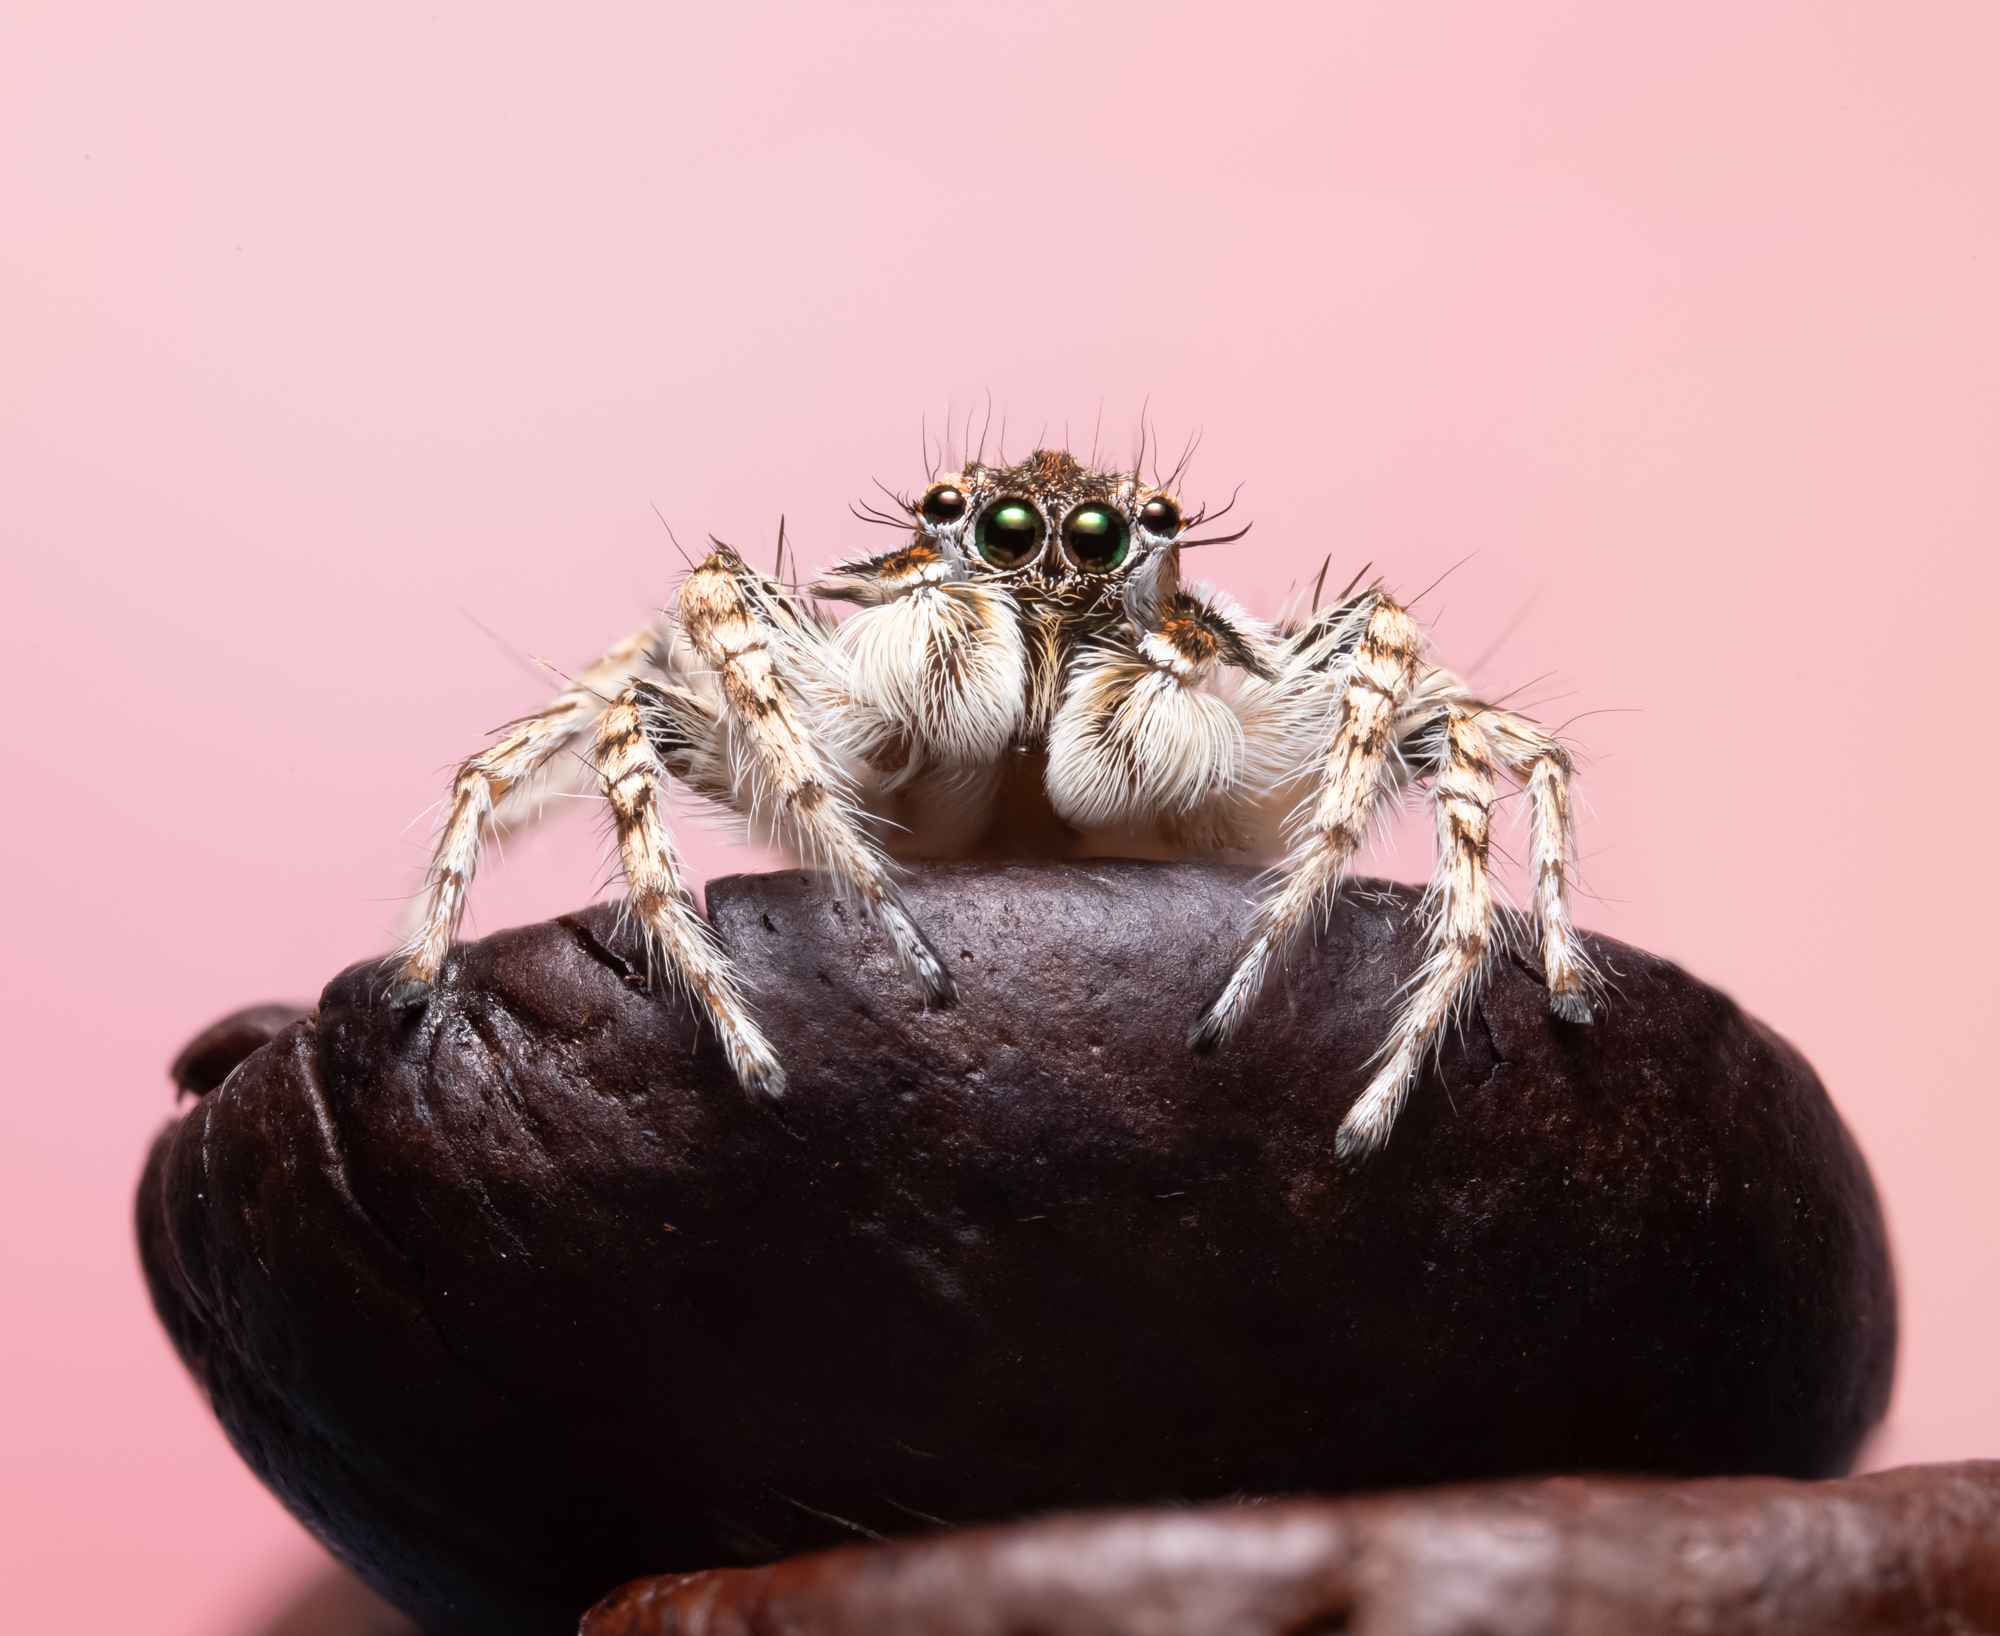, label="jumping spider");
[391,446,1597,1156]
